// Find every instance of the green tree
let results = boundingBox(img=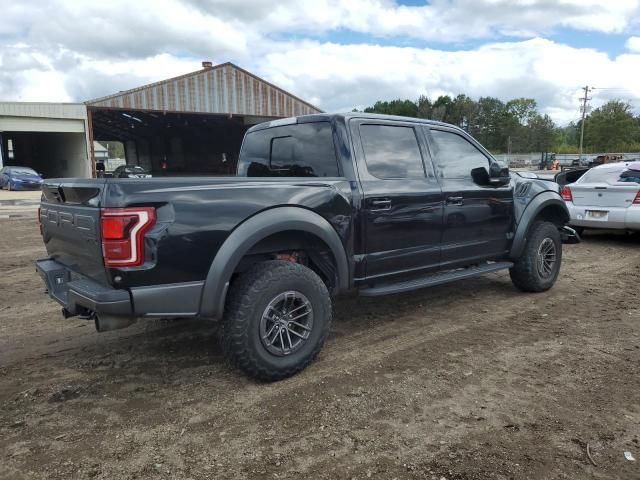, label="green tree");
[448,94,476,130]
[584,100,637,151]
[469,97,506,151]
[364,99,418,117]
[506,98,537,125]
[361,95,640,154]
[416,95,432,119]
[430,95,453,122]
[527,114,557,152]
